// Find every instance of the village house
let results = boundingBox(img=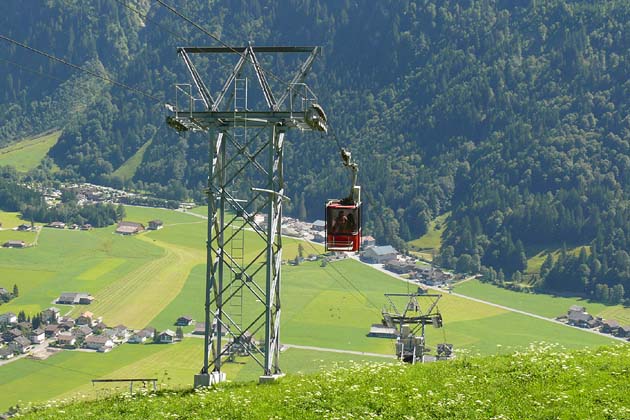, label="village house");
[41,307,60,324]
[384,260,417,275]
[45,221,65,229]
[56,333,77,348]
[74,325,94,340]
[0,287,10,297]
[128,328,154,344]
[56,292,94,305]
[312,232,325,243]
[311,220,326,232]
[44,324,60,338]
[148,220,164,230]
[0,312,17,325]
[175,315,194,326]
[81,224,93,231]
[158,330,176,344]
[58,317,76,330]
[29,328,46,344]
[3,240,26,248]
[85,335,114,351]
[3,329,22,342]
[16,224,31,231]
[76,311,95,326]
[115,221,145,235]
[0,347,14,360]
[362,235,376,248]
[9,336,32,354]
[110,325,130,342]
[360,245,398,264]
